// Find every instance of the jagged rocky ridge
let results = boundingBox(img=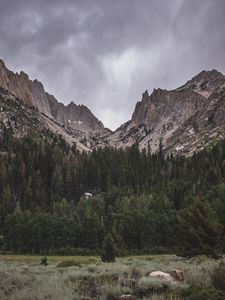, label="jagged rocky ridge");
[0,59,109,151]
[106,69,225,155]
[0,58,225,155]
